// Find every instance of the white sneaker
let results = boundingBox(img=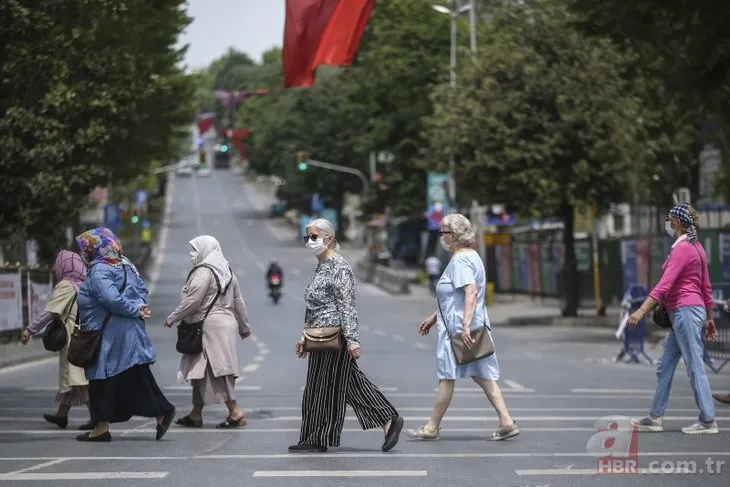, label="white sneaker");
[681,421,719,435]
